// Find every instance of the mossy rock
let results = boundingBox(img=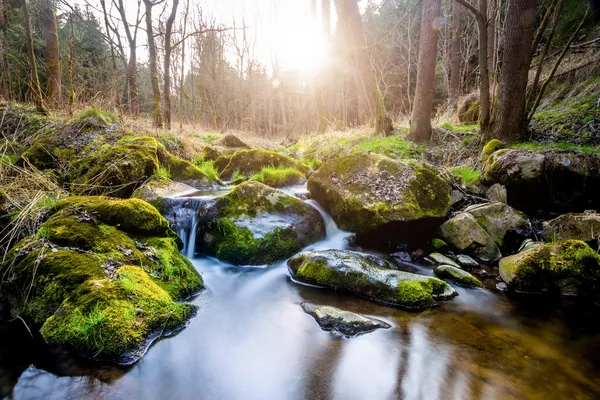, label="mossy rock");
[218,133,250,149]
[484,149,600,213]
[202,145,223,161]
[216,149,309,180]
[288,250,457,310]
[480,139,504,161]
[197,181,325,265]
[157,146,212,186]
[541,213,600,243]
[70,108,118,131]
[463,202,532,249]
[458,93,480,124]
[499,240,600,297]
[439,212,501,262]
[434,265,483,288]
[251,166,306,188]
[132,178,196,212]
[0,196,204,364]
[307,154,451,246]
